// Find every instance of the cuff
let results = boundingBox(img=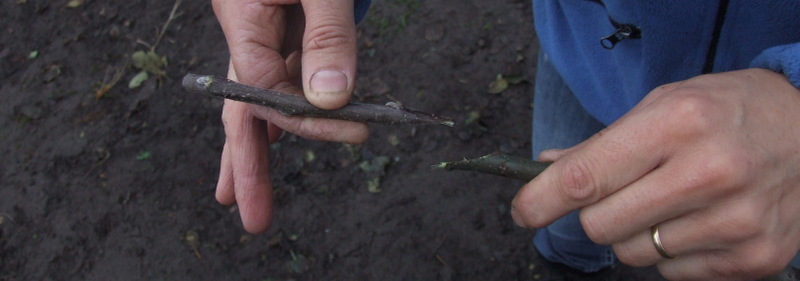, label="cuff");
[354,0,372,24]
[750,42,800,90]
